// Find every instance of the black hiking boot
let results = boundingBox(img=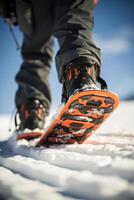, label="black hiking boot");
[15,99,47,141]
[61,62,108,103]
